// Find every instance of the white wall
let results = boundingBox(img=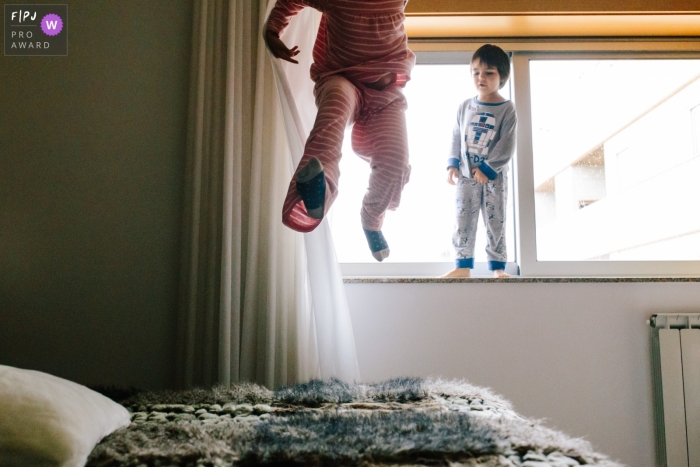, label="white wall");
[345,280,700,467]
